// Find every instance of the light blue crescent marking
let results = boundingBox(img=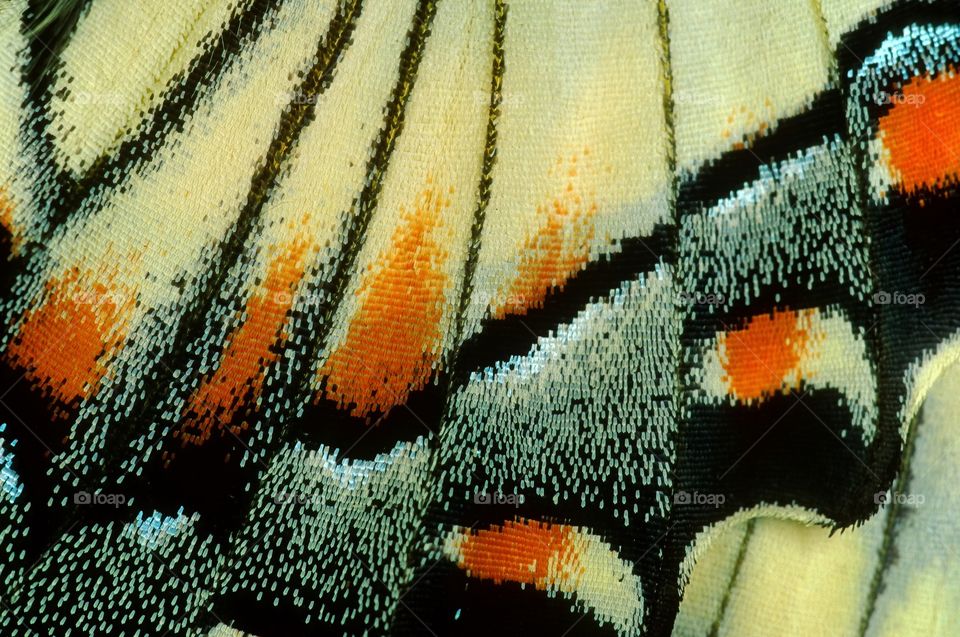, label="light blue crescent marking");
[132,507,187,548]
[0,423,23,503]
